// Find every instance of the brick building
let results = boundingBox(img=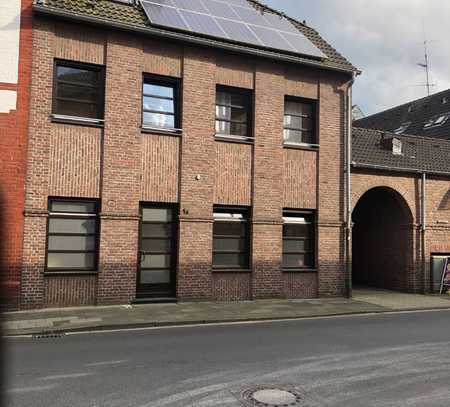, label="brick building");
[16,0,358,309]
[352,91,450,294]
[351,127,450,293]
[0,0,33,310]
[7,0,448,310]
